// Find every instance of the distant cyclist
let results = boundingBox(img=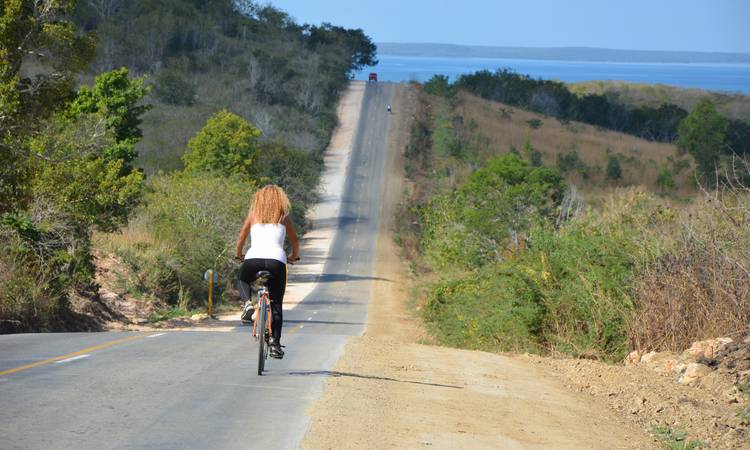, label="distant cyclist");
[387,104,392,114]
[235,185,300,359]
